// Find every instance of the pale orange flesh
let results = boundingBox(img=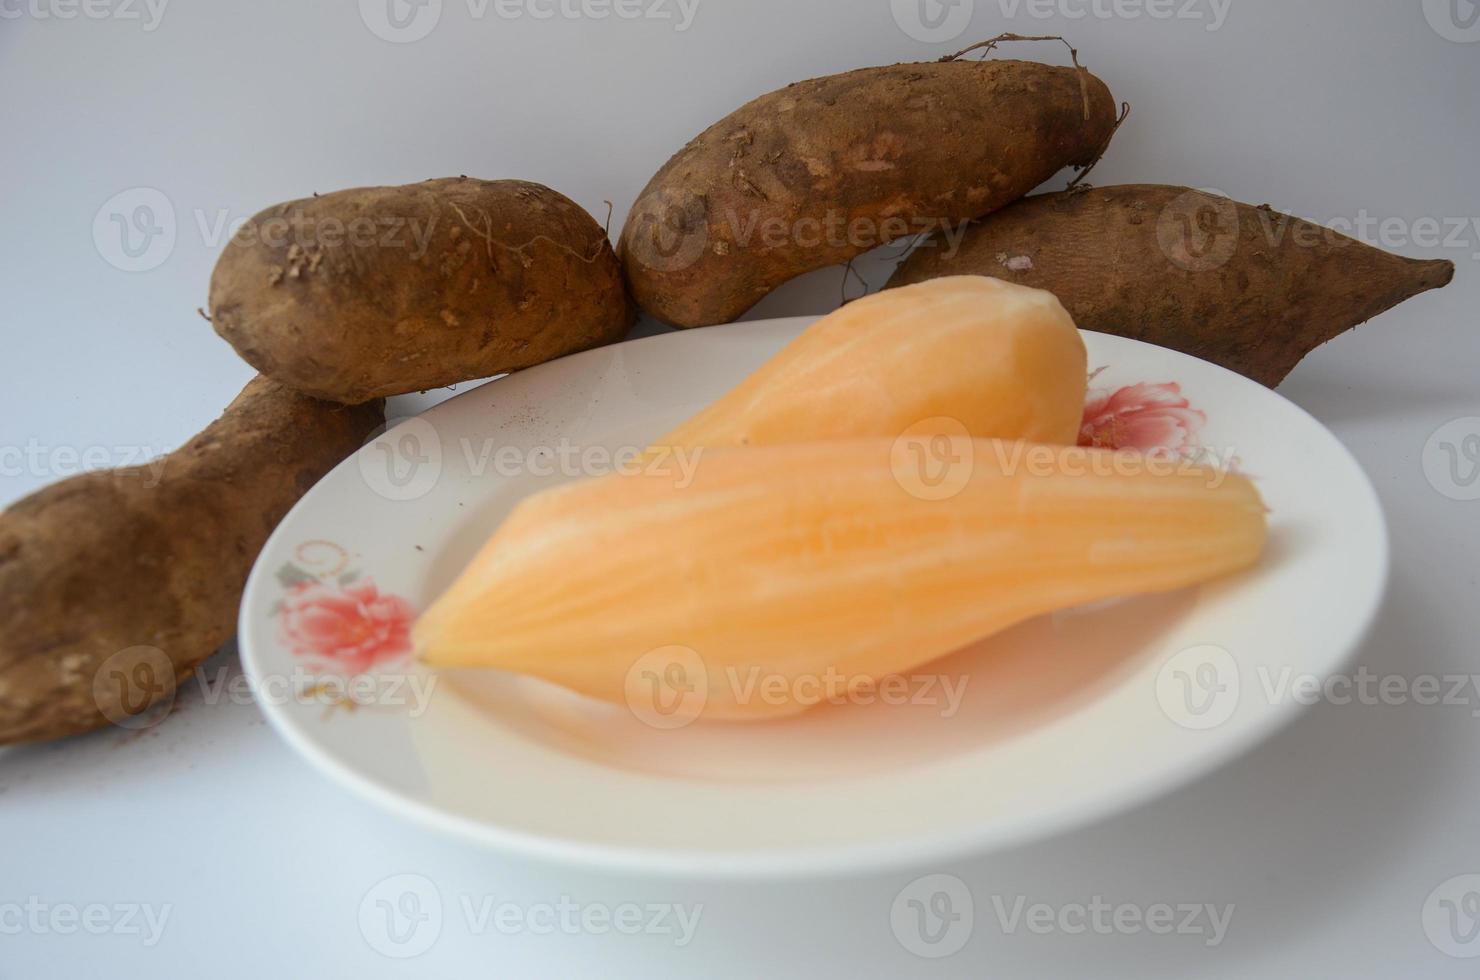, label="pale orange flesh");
[653,276,1089,451]
[415,440,1267,721]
